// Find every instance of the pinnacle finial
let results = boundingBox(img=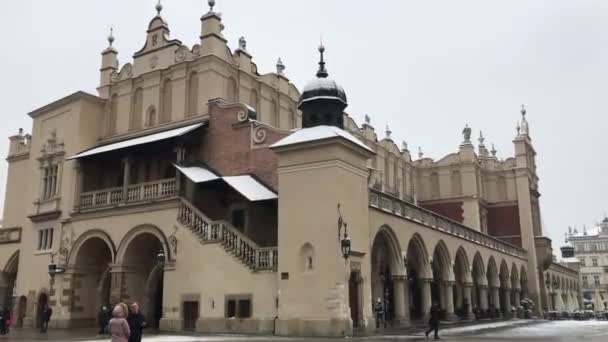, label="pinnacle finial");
[418,146,424,159]
[156,0,163,15]
[462,124,472,143]
[385,125,392,140]
[491,143,497,157]
[478,130,485,145]
[521,104,526,116]
[402,140,409,151]
[316,40,328,78]
[238,36,247,51]
[276,57,285,75]
[364,114,371,125]
[107,27,115,47]
[208,0,216,12]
